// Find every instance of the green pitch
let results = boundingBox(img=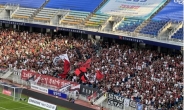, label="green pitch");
[0,93,69,110]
